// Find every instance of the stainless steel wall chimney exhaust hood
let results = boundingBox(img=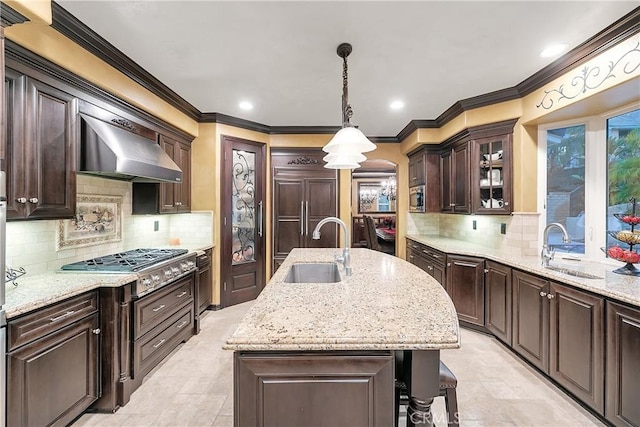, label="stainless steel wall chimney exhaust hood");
[79,114,182,183]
